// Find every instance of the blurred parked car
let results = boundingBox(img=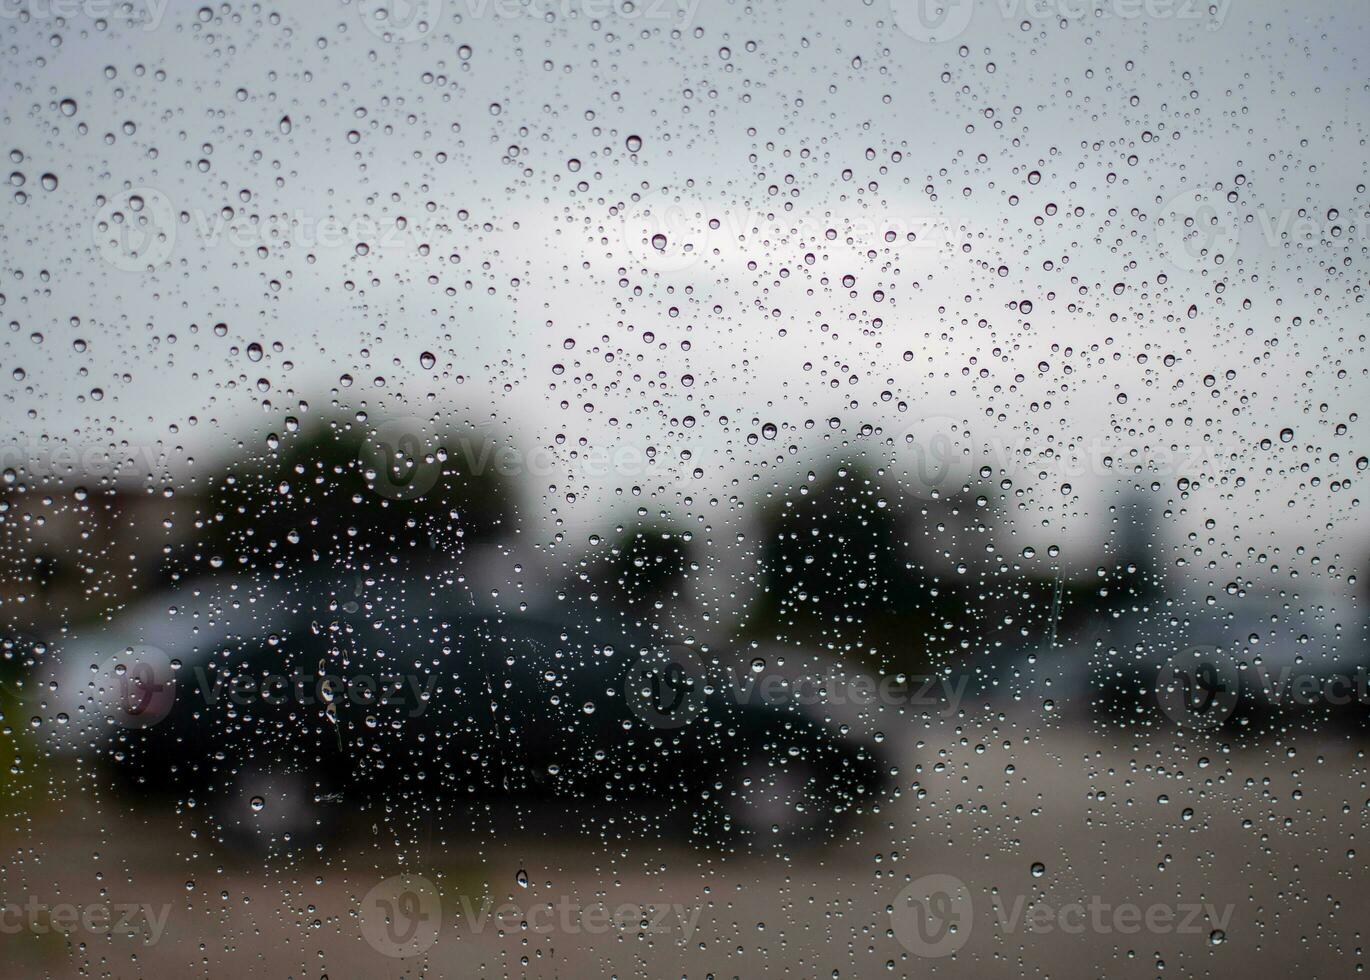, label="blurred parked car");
[1020,599,1368,732]
[34,572,888,852]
